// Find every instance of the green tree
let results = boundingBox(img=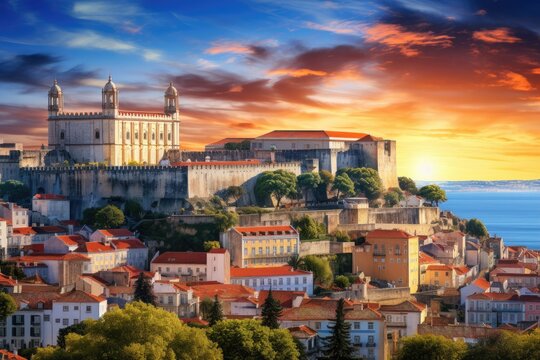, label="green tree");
[124,199,144,221]
[224,186,245,205]
[316,170,334,202]
[321,298,355,360]
[0,293,17,322]
[81,207,100,226]
[397,334,467,360]
[336,168,383,201]
[398,176,418,194]
[334,275,350,289]
[33,302,222,360]
[94,205,125,228]
[200,297,214,321]
[332,174,355,199]
[291,215,326,241]
[332,230,351,242]
[300,255,333,287]
[384,188,404,207]
[57,321,89,348]
[213,210,239,232]
[293,337,308,360]
[224,140,251,150]
[287,254,304,270]
[133,272,157,306]
[208,295,223,326]
[207,319,299,360]
[254,170,298,208]
[0,261,25,279]
[297,172,321,204]
[464,330,540,360]
[465,218,489,239]
[418,184,447,206]
[204,241,221,251]
[261,289,283,329]
[0,180,31,203]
